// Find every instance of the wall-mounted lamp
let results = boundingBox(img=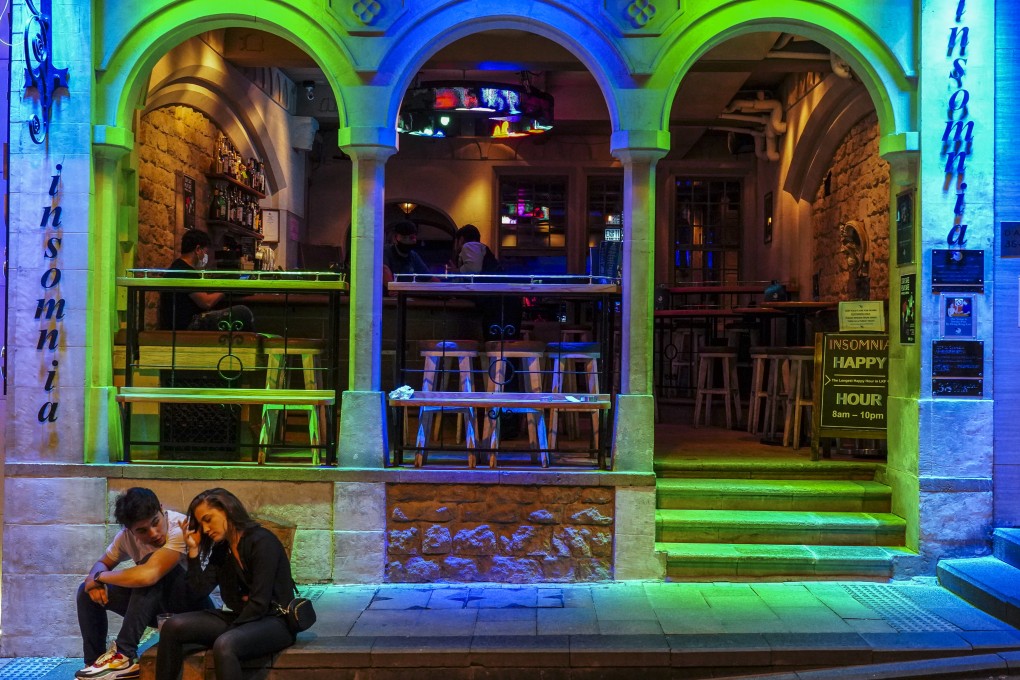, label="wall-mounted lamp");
[397,201,417,215]
[303,80,316,101]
